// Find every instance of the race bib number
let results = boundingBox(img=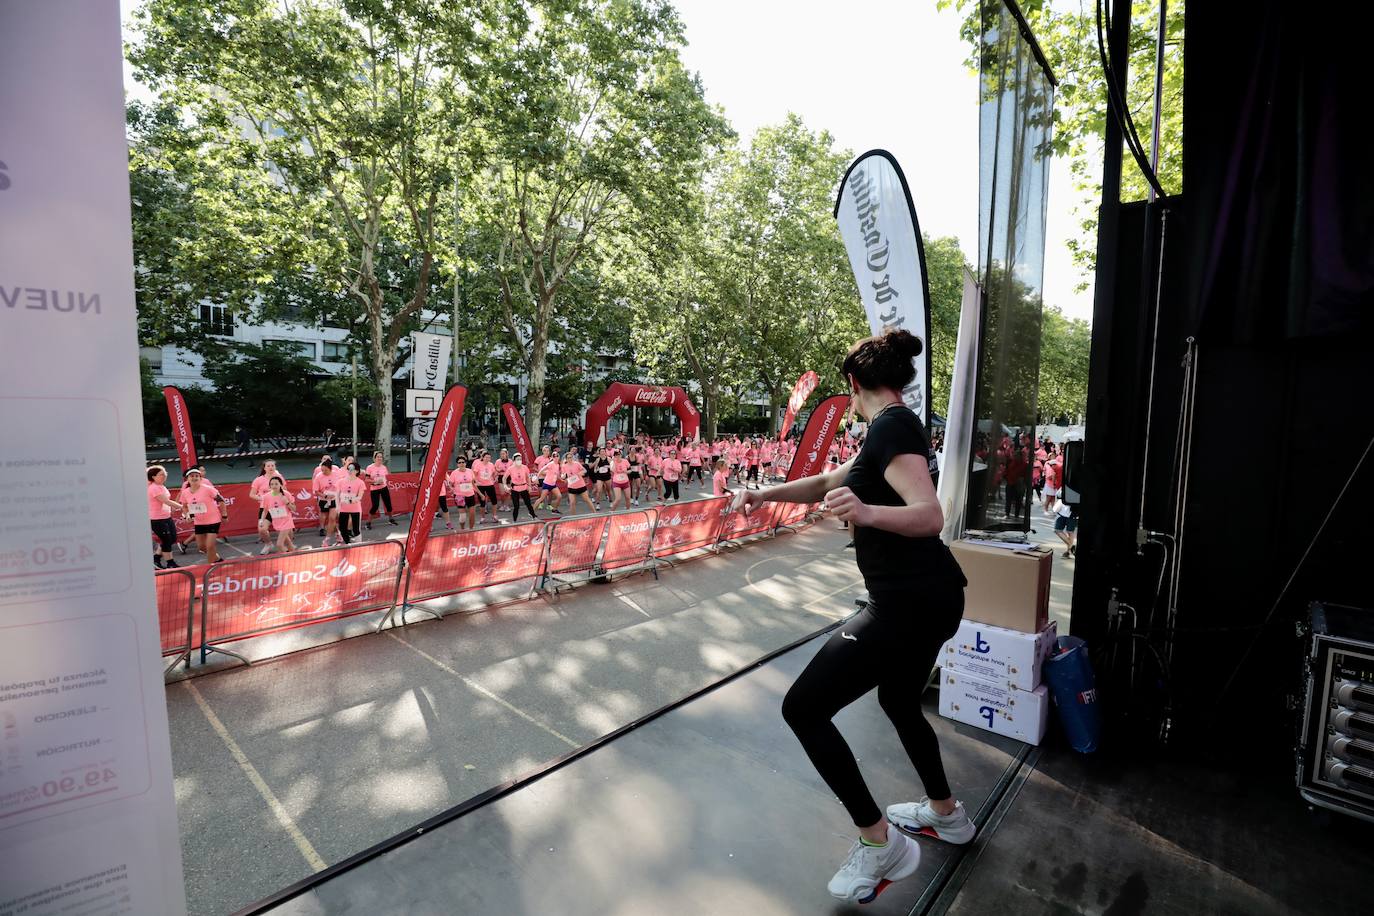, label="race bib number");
[269,506,288,519]
[323,490,338,500]
[187,503,205,516]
